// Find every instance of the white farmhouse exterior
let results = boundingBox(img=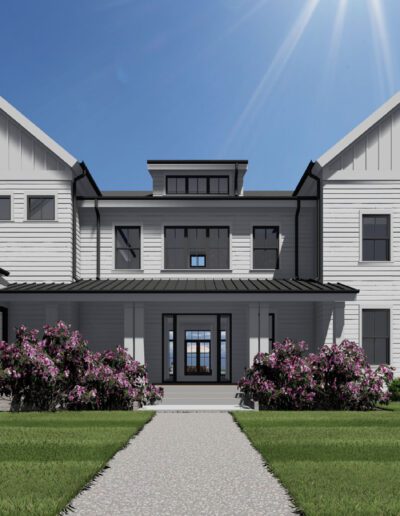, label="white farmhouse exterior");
[0,94,399,383]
